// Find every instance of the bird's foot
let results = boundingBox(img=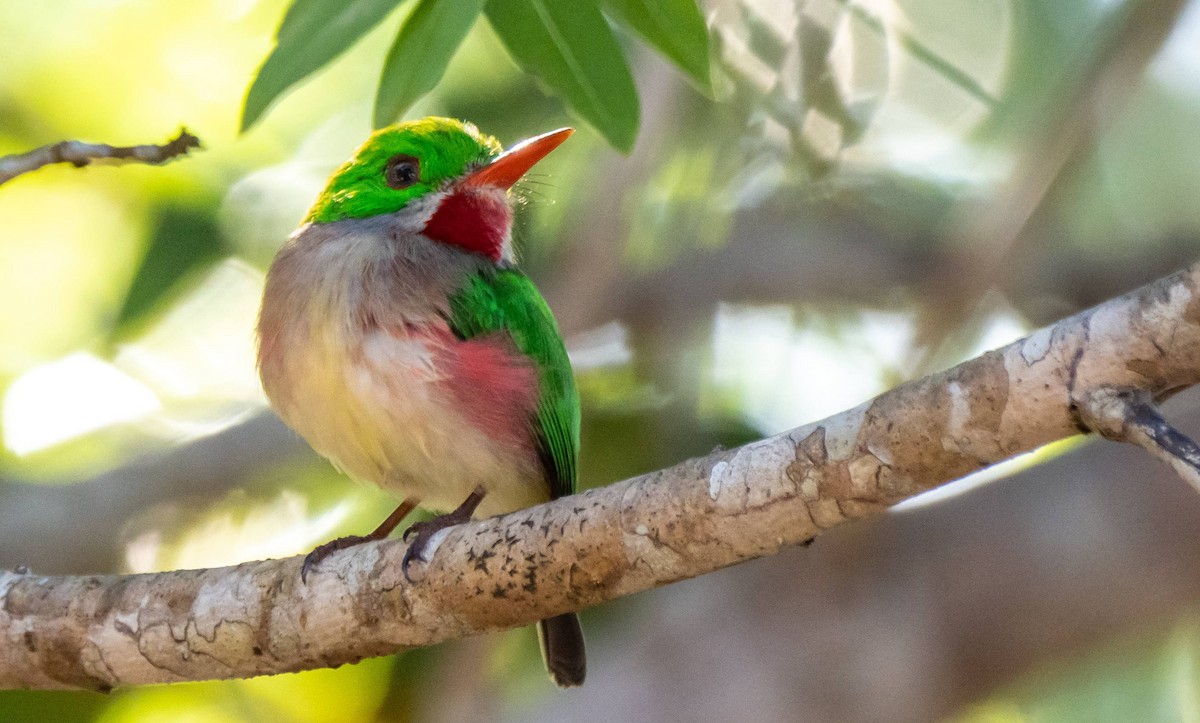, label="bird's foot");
[401,486,486,581]
[300,499,417,584]
[301,534,373,583]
